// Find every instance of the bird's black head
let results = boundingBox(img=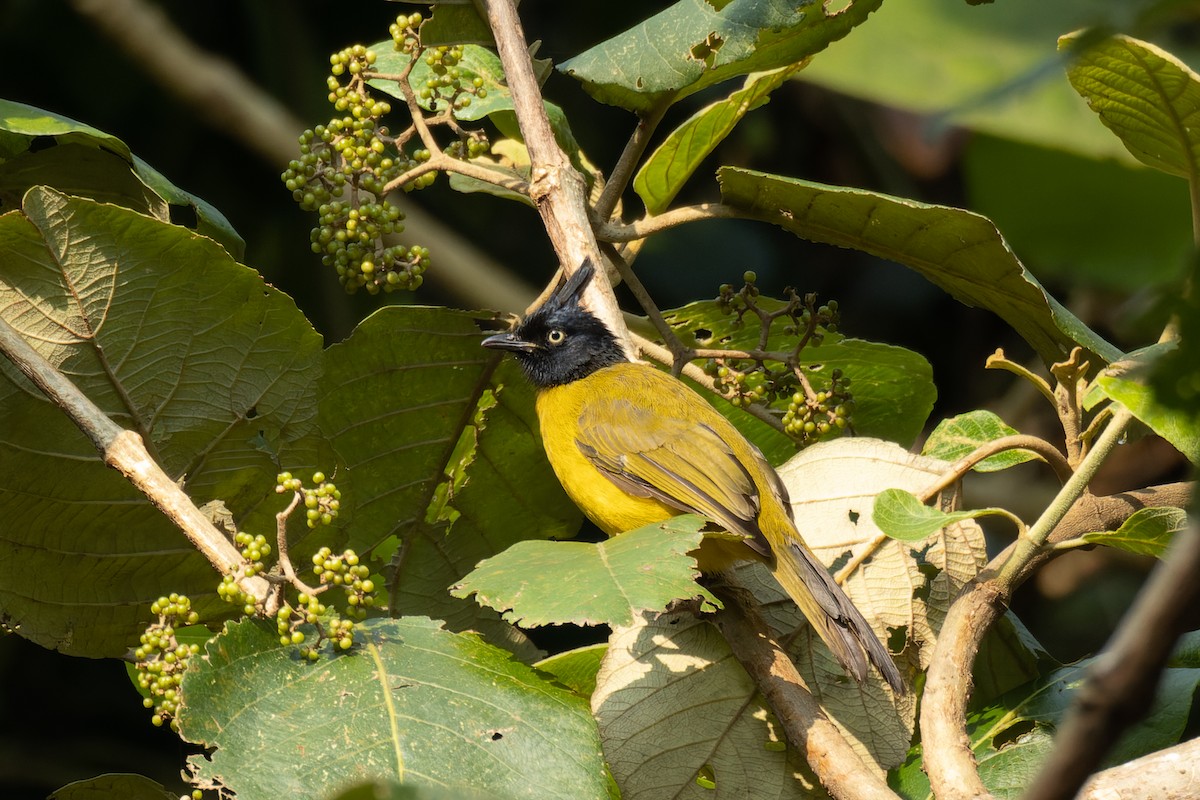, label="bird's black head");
[482,260,626,389]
